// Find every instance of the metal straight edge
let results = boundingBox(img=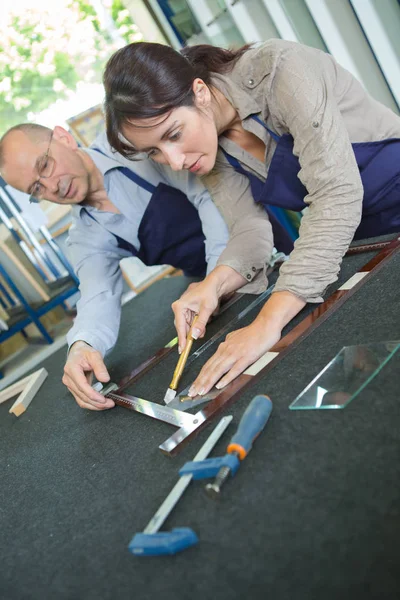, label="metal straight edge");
[107,391,196,428]
[144,416,233,534]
